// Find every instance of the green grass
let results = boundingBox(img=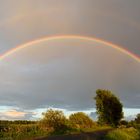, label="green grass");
[1,122,139,140]
[104,127,140,140]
